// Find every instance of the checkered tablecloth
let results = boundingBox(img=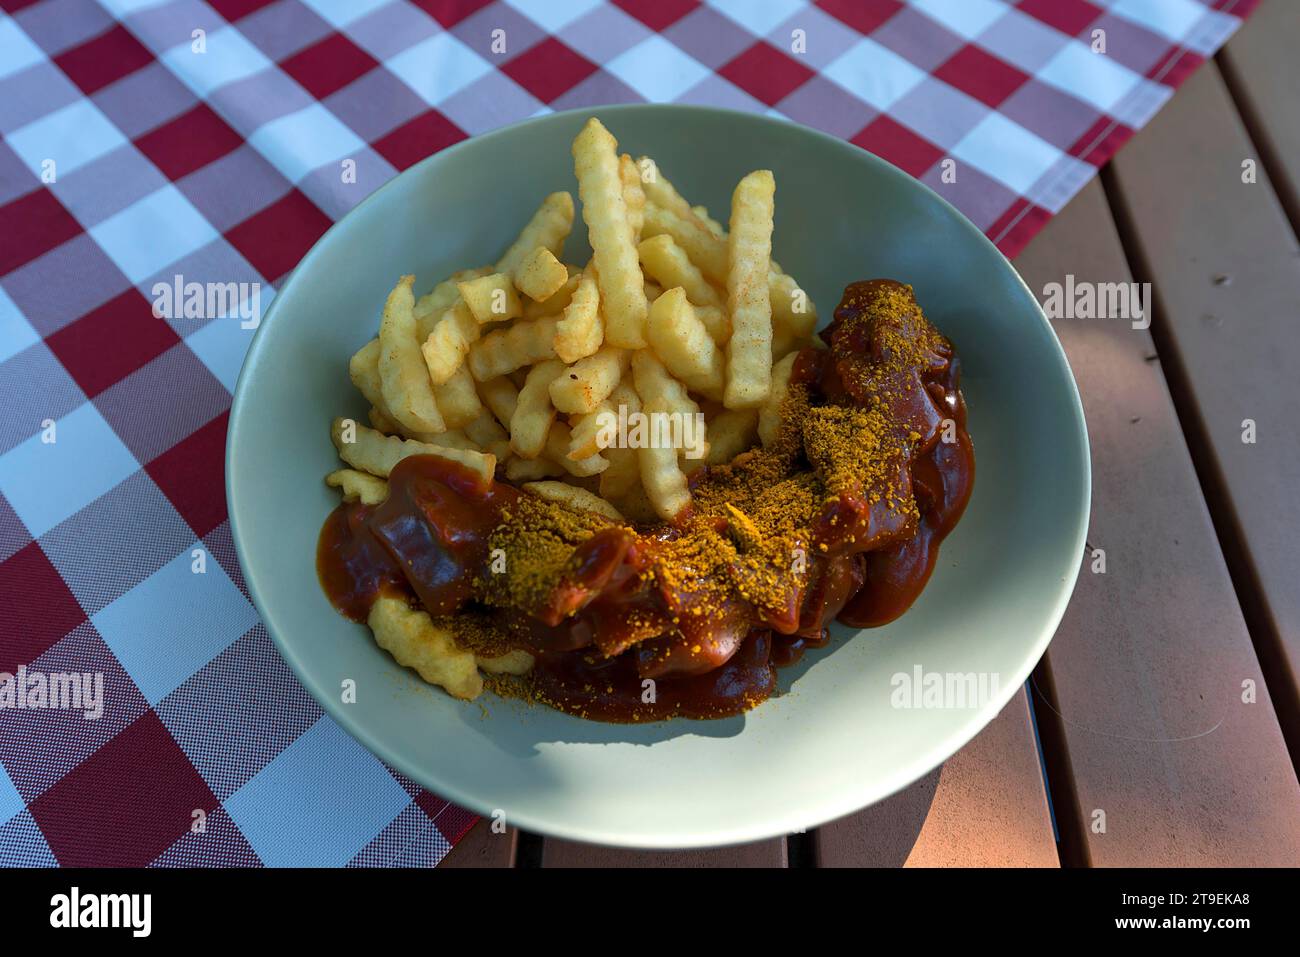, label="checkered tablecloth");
[0,0,1257,867]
